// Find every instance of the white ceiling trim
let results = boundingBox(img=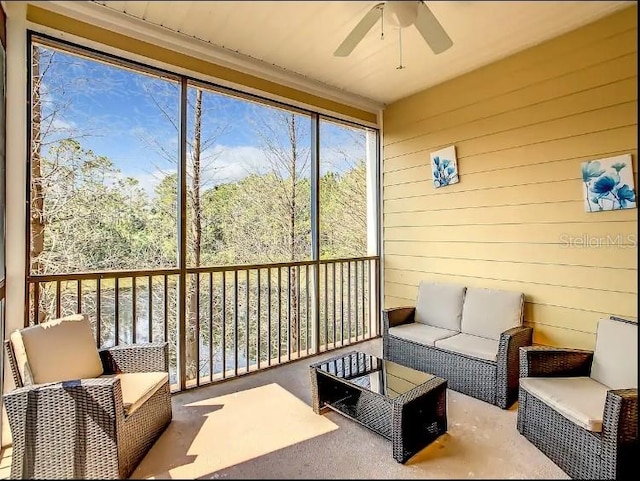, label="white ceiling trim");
[32,0,385,115]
